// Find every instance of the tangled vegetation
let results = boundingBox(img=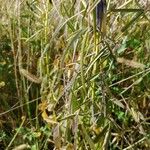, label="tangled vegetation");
[0,0,150,149]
